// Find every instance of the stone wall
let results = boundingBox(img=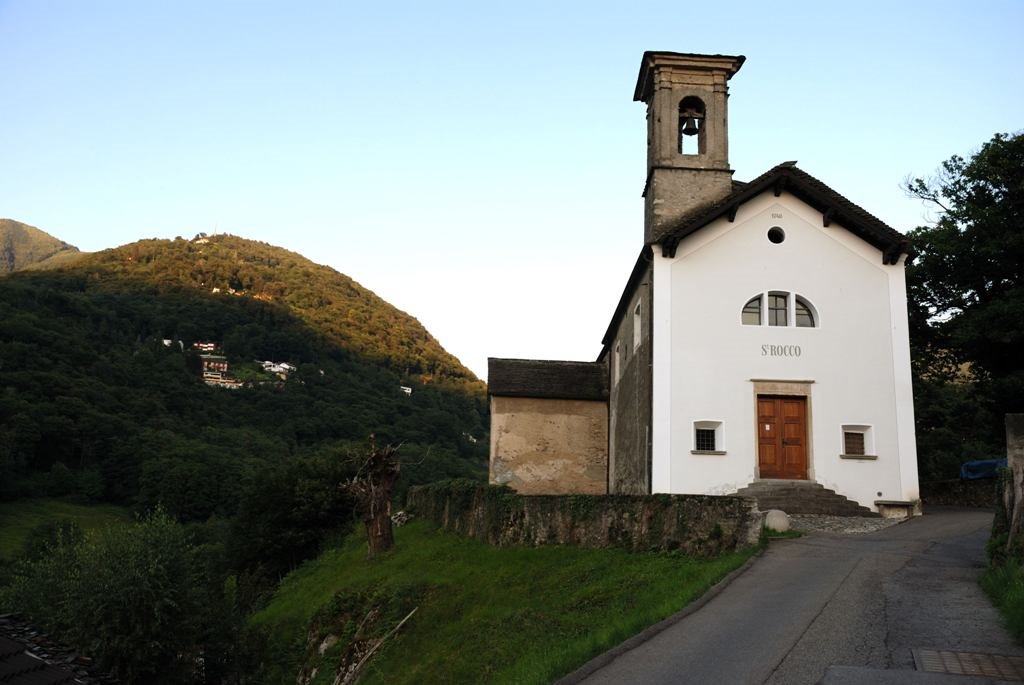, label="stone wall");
[608,262,653,494]
[407,481,763,557]
[921,479,998,508]
[489,396,608,495]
